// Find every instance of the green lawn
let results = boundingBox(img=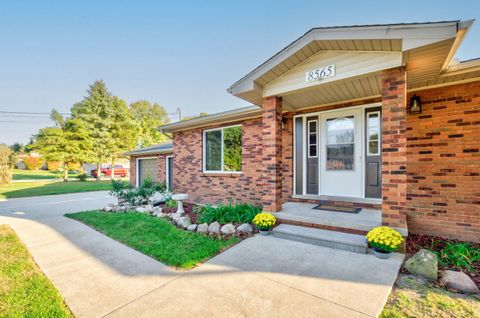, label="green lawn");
[381,274,480,318]
[66,211,239,269]
[0,225,73,318]
[0,181,112,199]
[12,169,79,181]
